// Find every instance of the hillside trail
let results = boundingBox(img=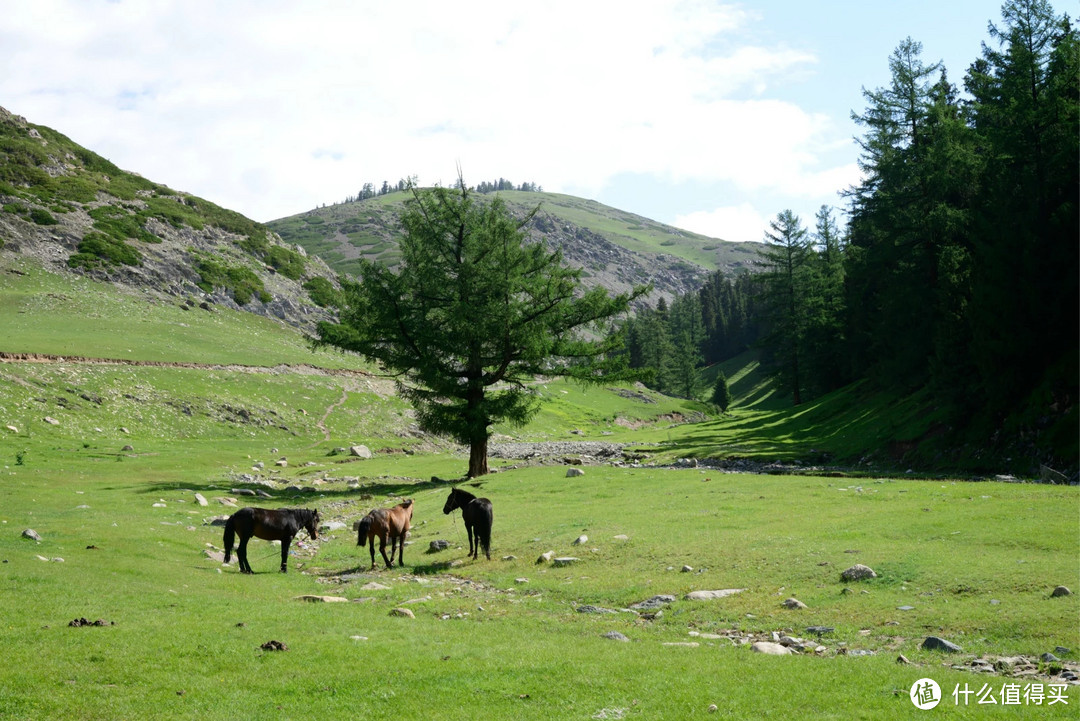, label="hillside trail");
[0,351,377,379]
